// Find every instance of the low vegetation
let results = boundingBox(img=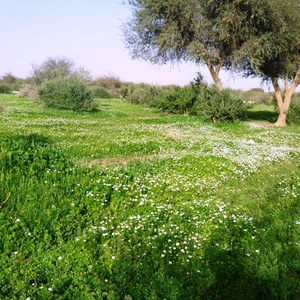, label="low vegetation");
[38,77,95,112]
[0,94,299,299]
